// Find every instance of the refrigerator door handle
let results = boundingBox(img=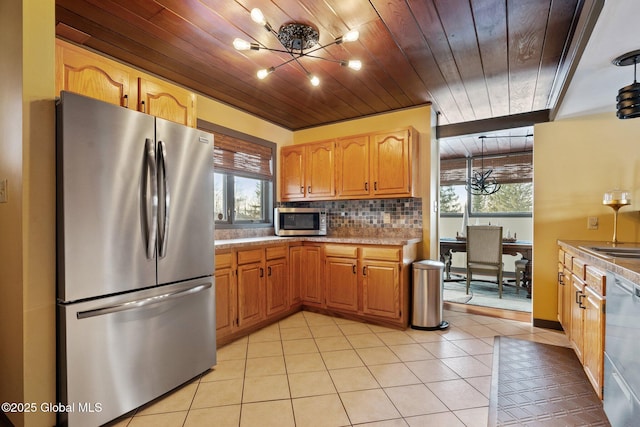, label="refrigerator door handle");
[76,283,211,319]
[143,138,158,259]
[158,140,171,258]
